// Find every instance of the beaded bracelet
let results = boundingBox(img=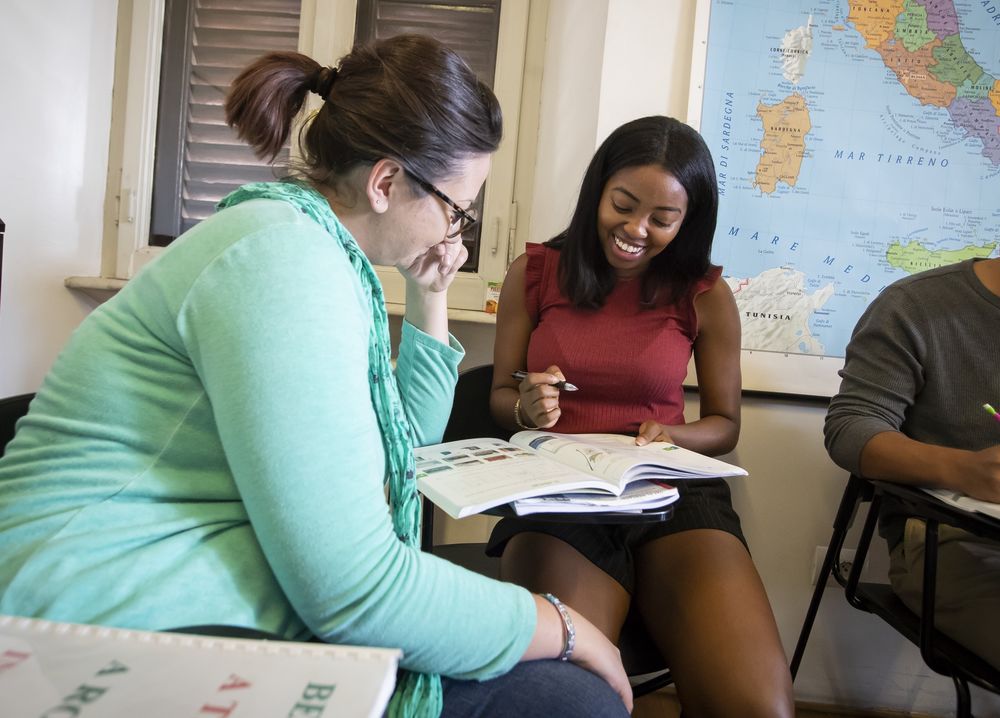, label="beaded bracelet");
[513,398,535,430]
[542,593,576,661]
